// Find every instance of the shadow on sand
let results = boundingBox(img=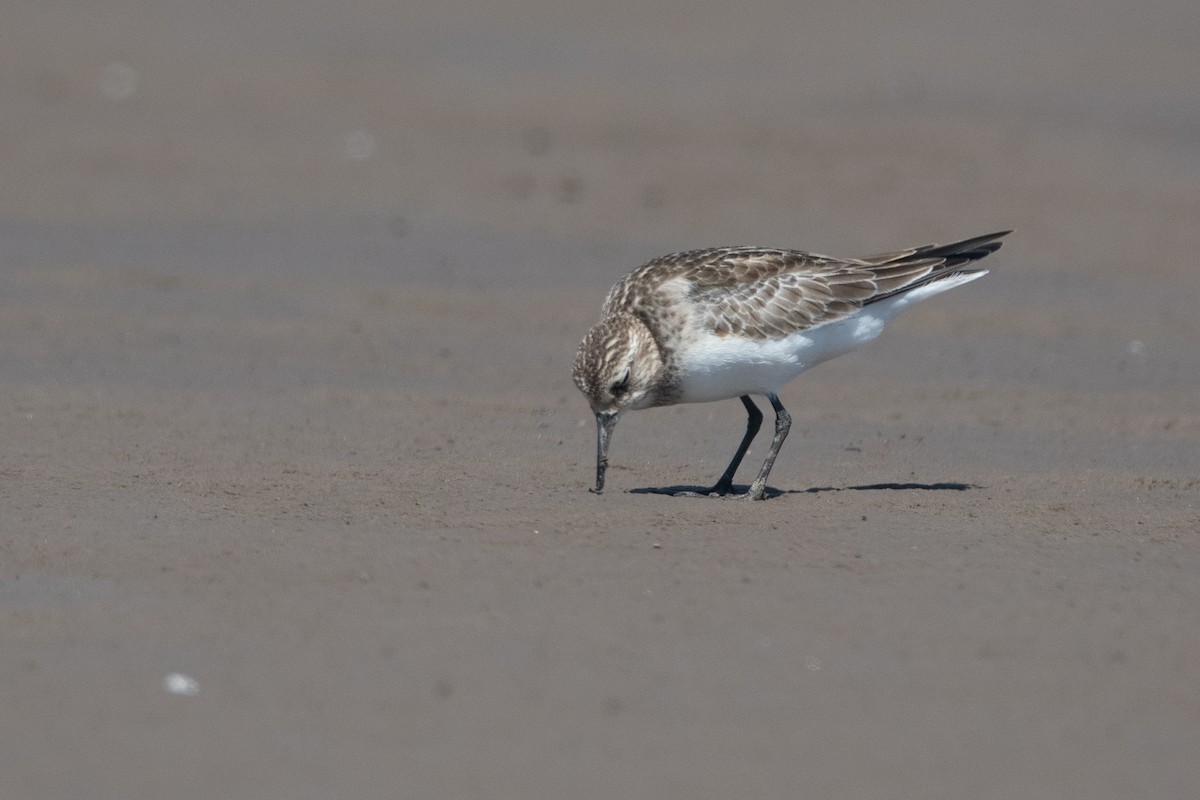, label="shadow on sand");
[630,482,979,499]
